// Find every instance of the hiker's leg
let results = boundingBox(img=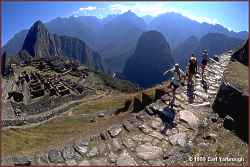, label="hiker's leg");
[161,121,168,134]
[187,73,191,85]
[202,65,206,80]
[189,73,193,85]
